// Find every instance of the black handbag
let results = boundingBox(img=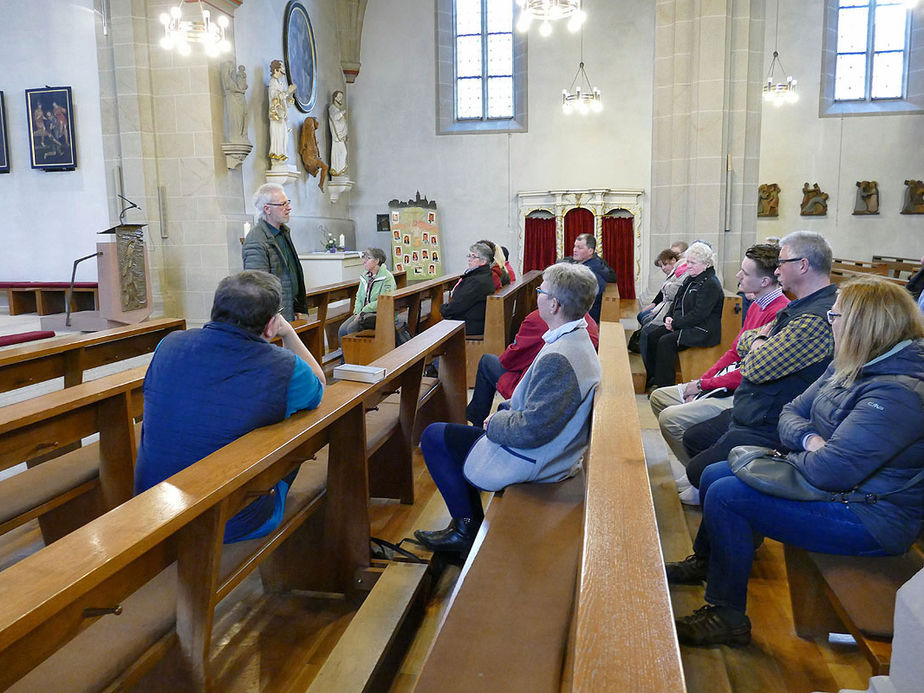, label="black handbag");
[728,445,924,503]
